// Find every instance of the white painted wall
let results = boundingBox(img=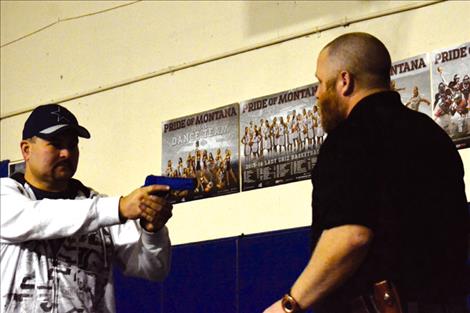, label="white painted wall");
[1,1,469,244]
